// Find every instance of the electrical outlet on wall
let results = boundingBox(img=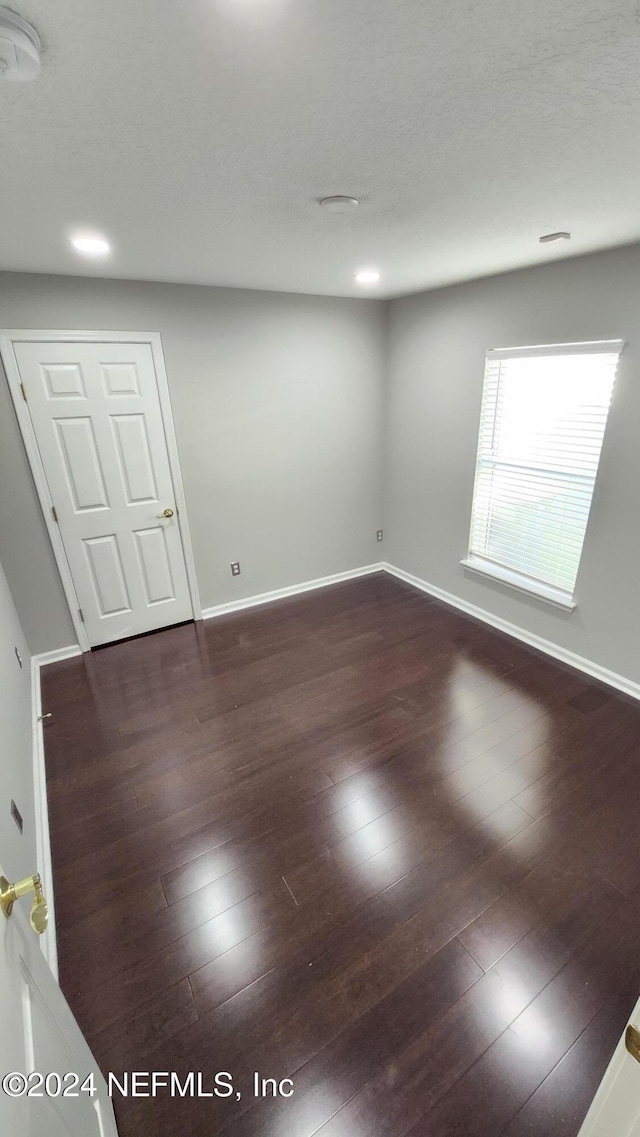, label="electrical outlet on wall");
[230,561,241,576]
[376,529,384,542]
